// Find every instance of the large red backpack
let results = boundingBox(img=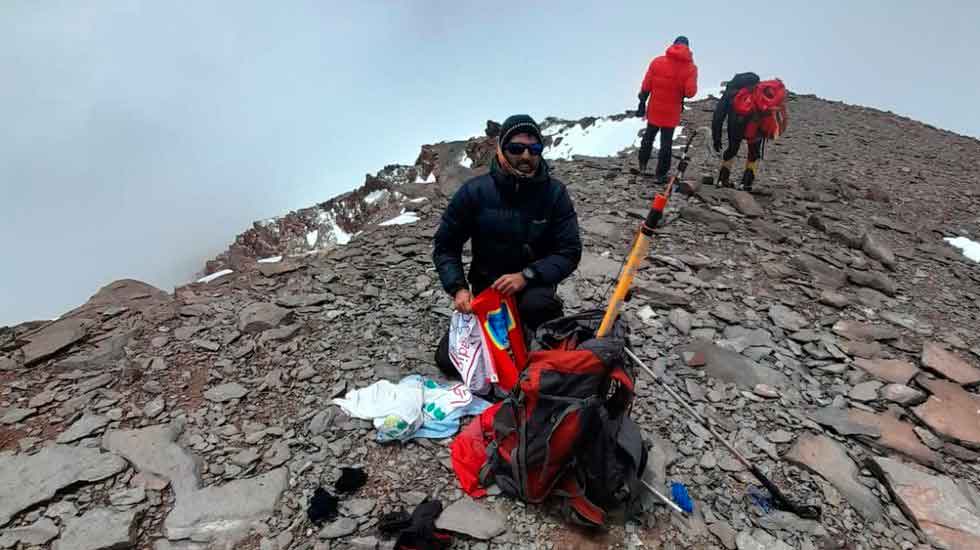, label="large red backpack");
[733,79,789,140]
[476,310,648,526]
